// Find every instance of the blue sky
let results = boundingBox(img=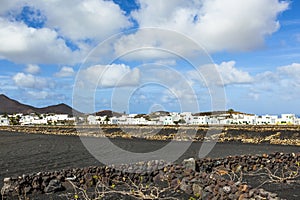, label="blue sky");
[0,0,300,115]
